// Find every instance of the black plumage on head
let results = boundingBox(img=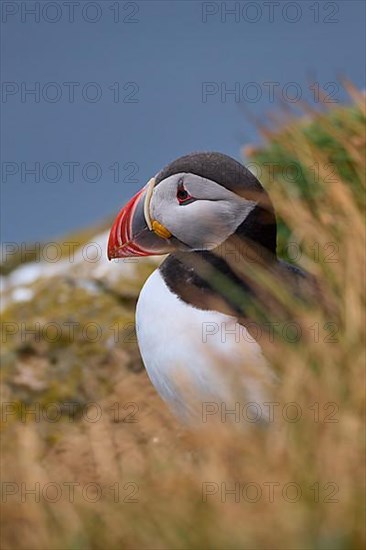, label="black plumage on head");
[156,151,277,255]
